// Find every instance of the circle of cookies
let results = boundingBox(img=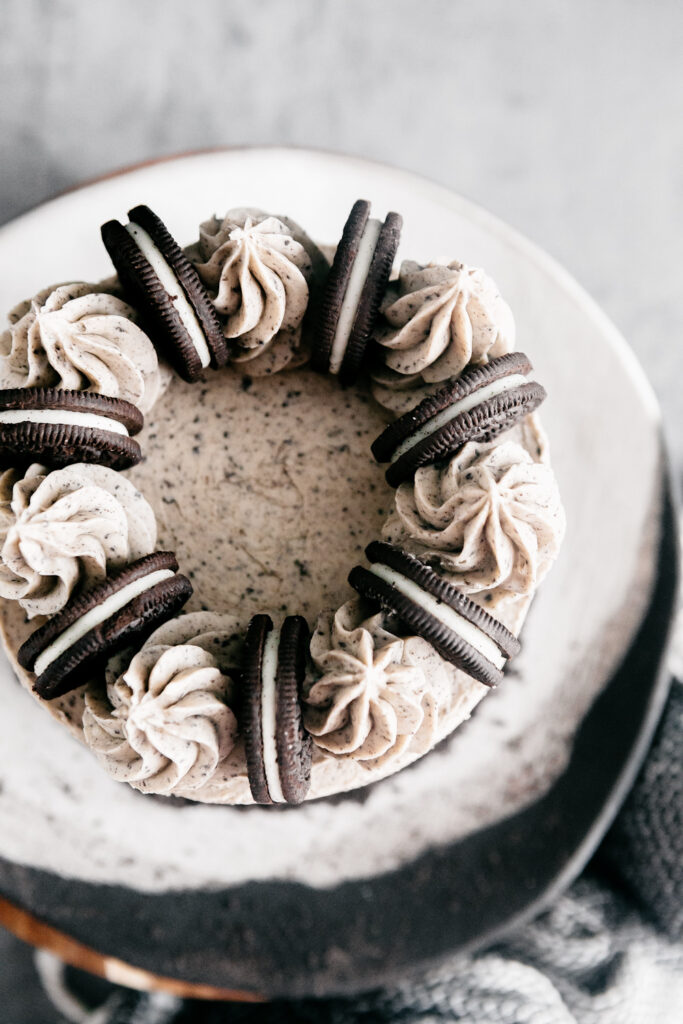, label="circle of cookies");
[0,199,564,806]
